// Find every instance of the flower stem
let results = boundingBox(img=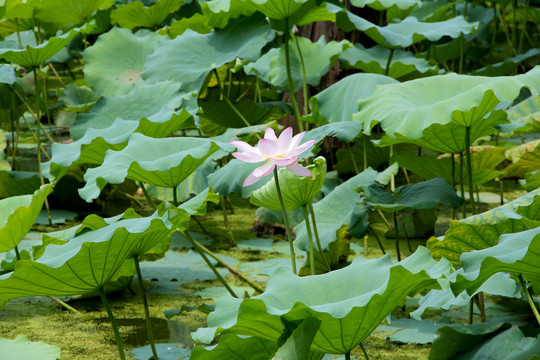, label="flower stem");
[519,274,540,325]
[308,202,331,271]
[172,185,178,207]
[459,152,466,219]
[283,19,304,132]
[360,343,370,359]
[393,212,401,262]
[139,181,157,210]
[465,127,476,215]
[14,245,21,261]
[134,256,159,360]
[385,48,395,76]
[292,33,309,115]
[98,288,126,360]
[302,205,316,275]
[182,231,238,298]
[273,167,297,274]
